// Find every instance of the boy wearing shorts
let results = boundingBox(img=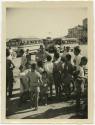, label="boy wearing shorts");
[40,71,49,105]
[27,62,42,110]
[75,56,88,115]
